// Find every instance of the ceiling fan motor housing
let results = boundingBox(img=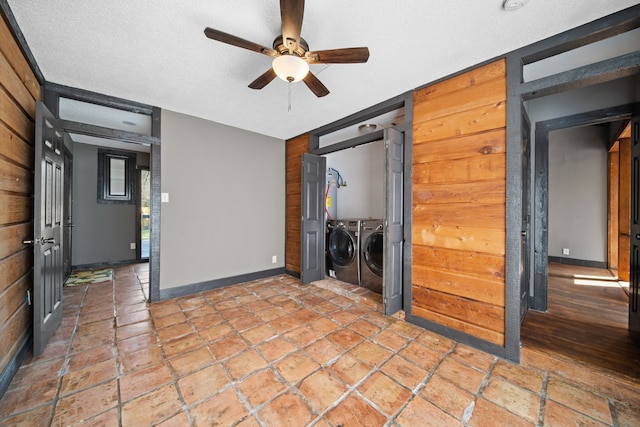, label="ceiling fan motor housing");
[273,35,309,57]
